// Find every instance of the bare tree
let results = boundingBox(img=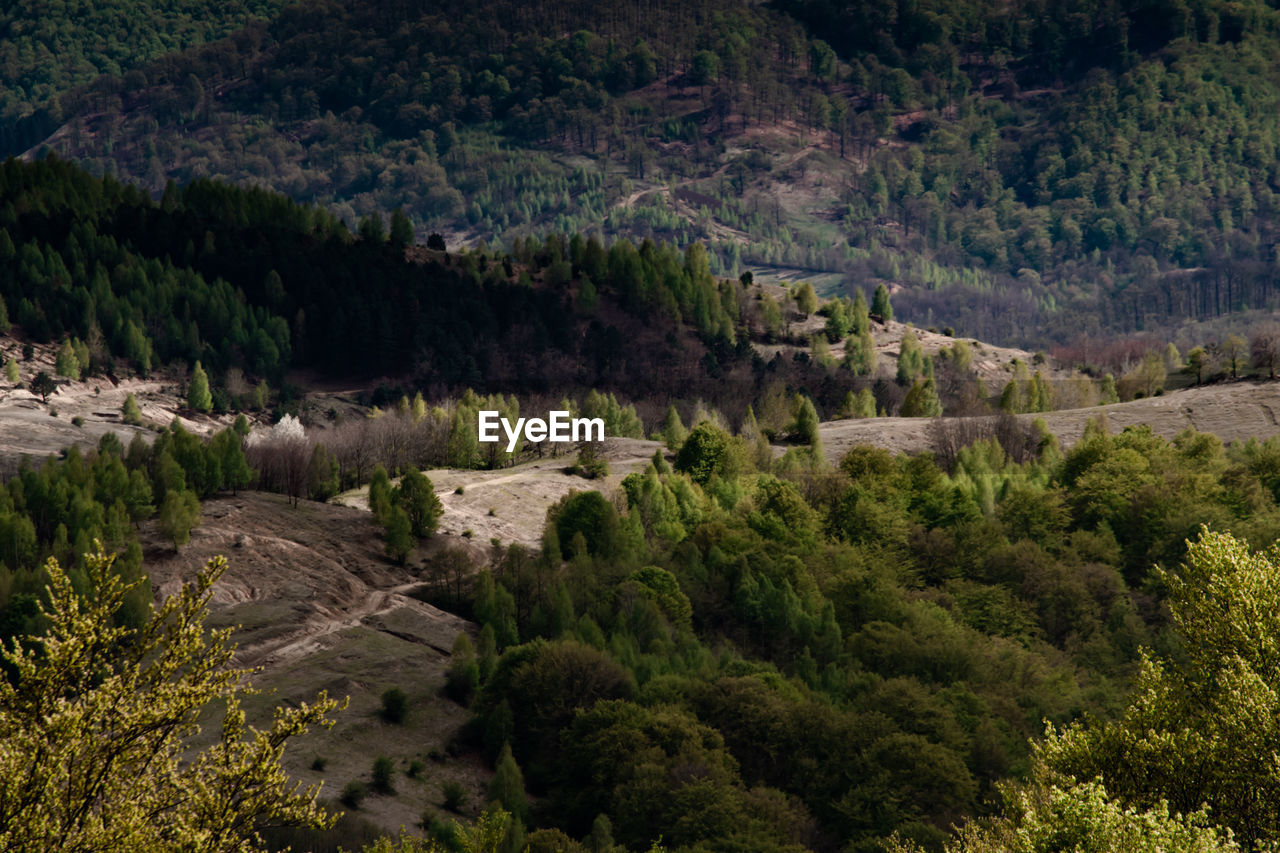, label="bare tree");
[1252,323,1280,380]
